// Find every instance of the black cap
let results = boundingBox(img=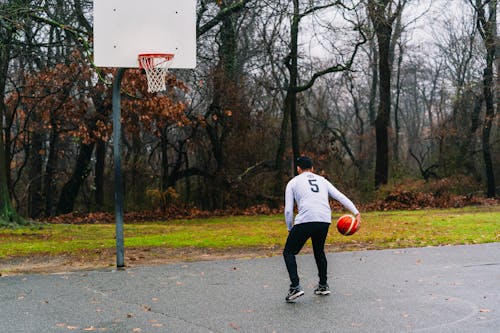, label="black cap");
[296,156,313,169]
